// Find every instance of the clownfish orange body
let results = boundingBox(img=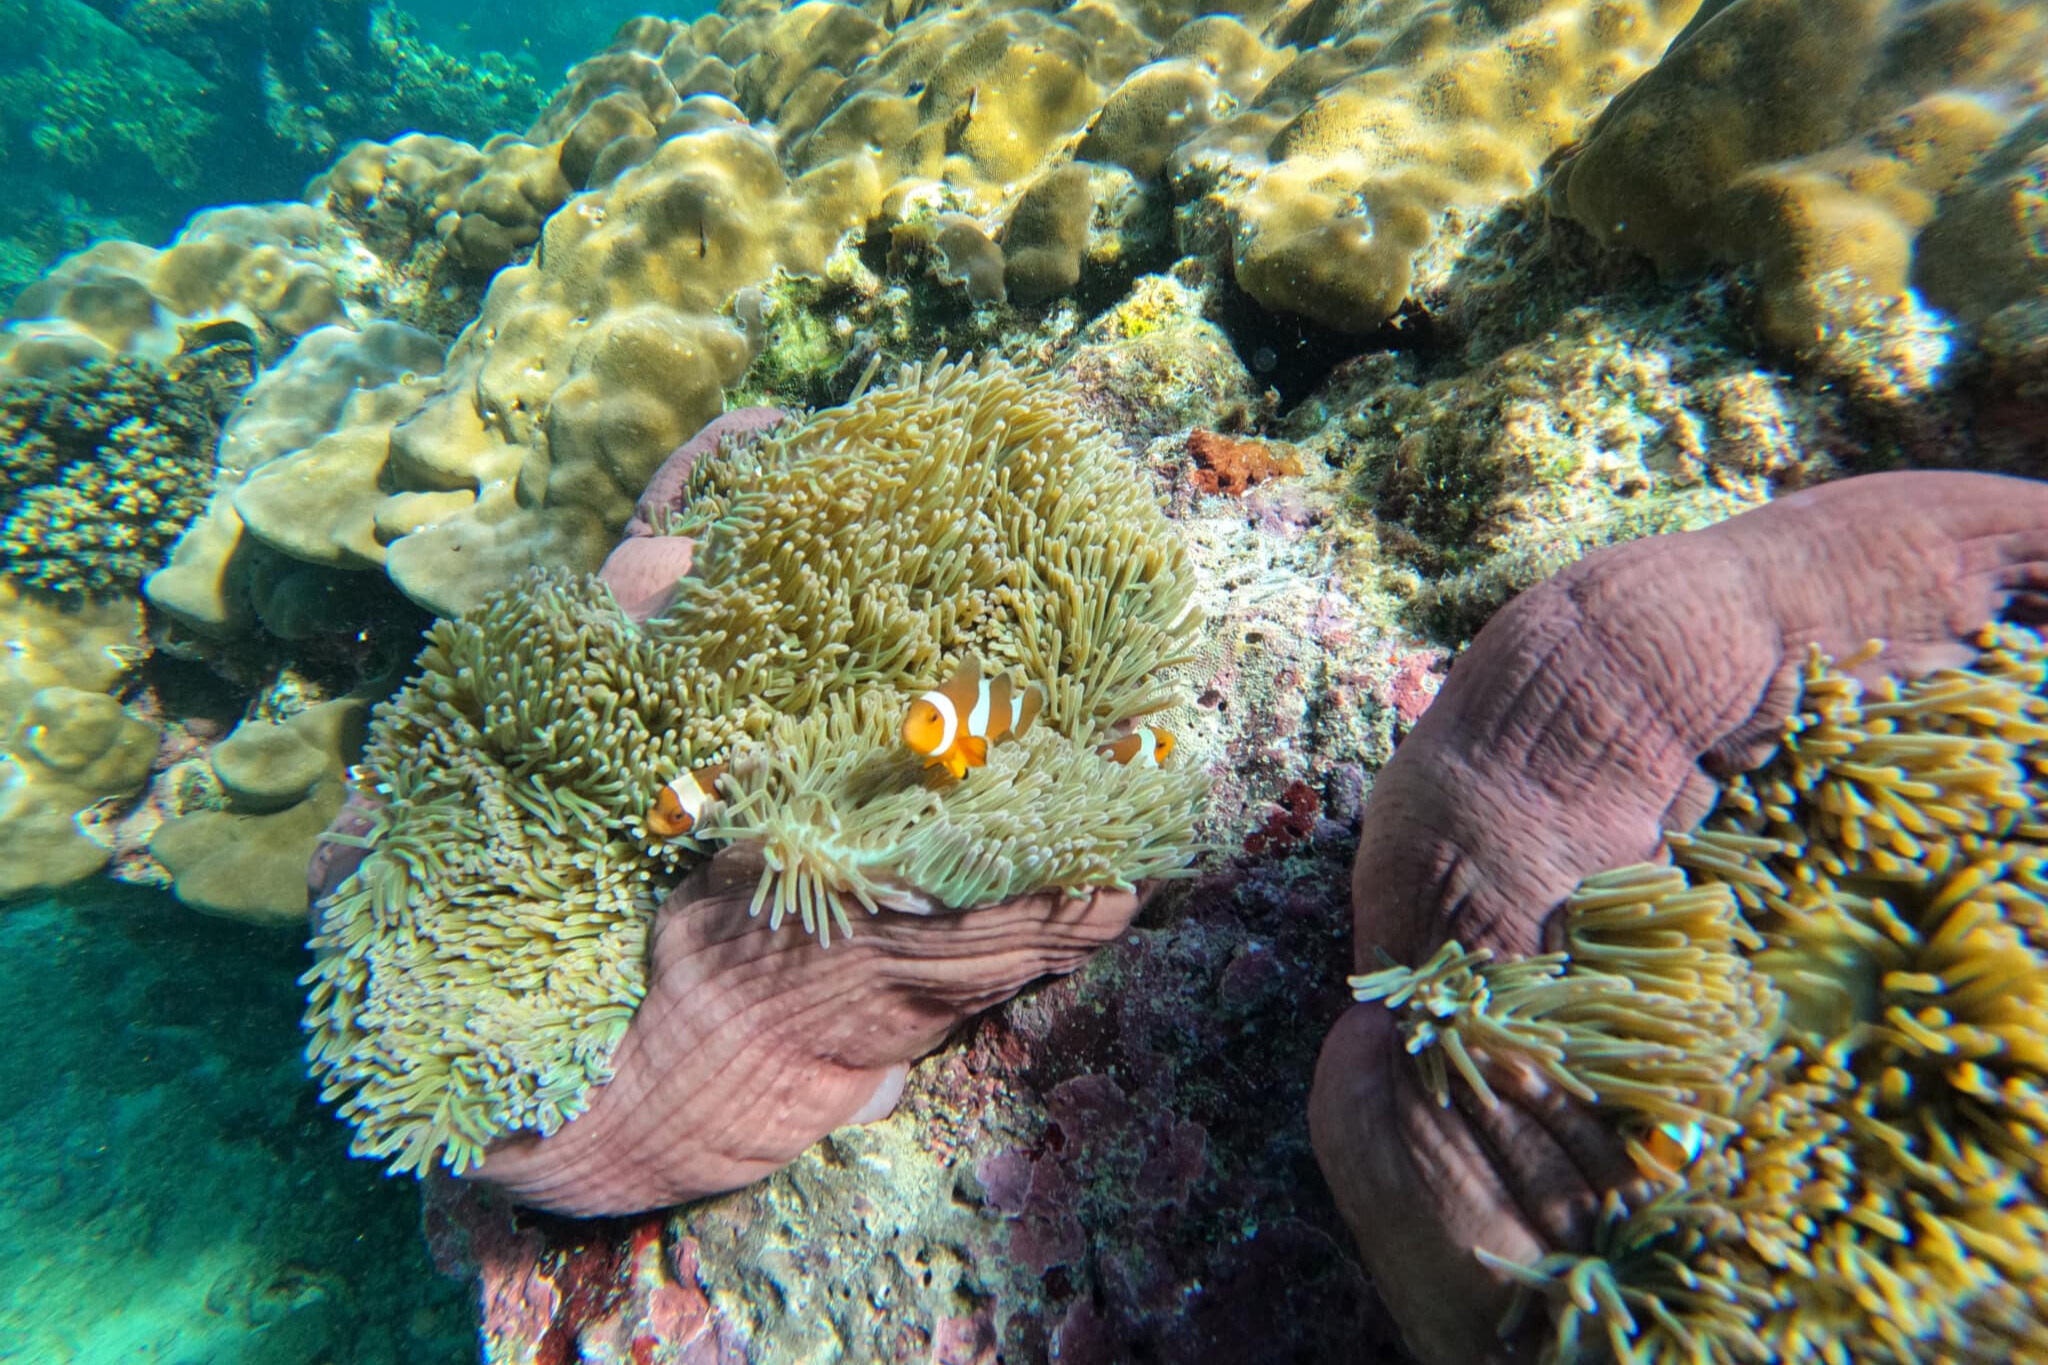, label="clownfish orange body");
[1097,726,1174,768]
[646,763,727,839]
[1630,1120,1706,1178]
[902,658,1044,780]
